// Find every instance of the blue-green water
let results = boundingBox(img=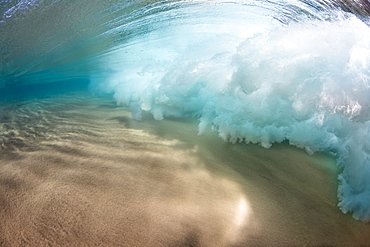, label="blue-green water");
[1,0,370,224]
